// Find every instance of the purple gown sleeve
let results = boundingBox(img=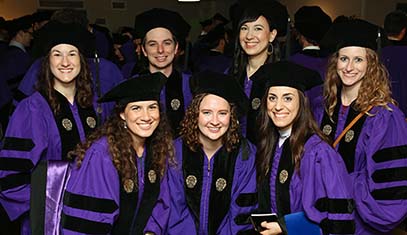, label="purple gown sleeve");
[17,58,42,97]
[62,138,120,235]
[353,106,407,232]
[0,96,50,221]
[181,72,193,111]
[300,137,354,234]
